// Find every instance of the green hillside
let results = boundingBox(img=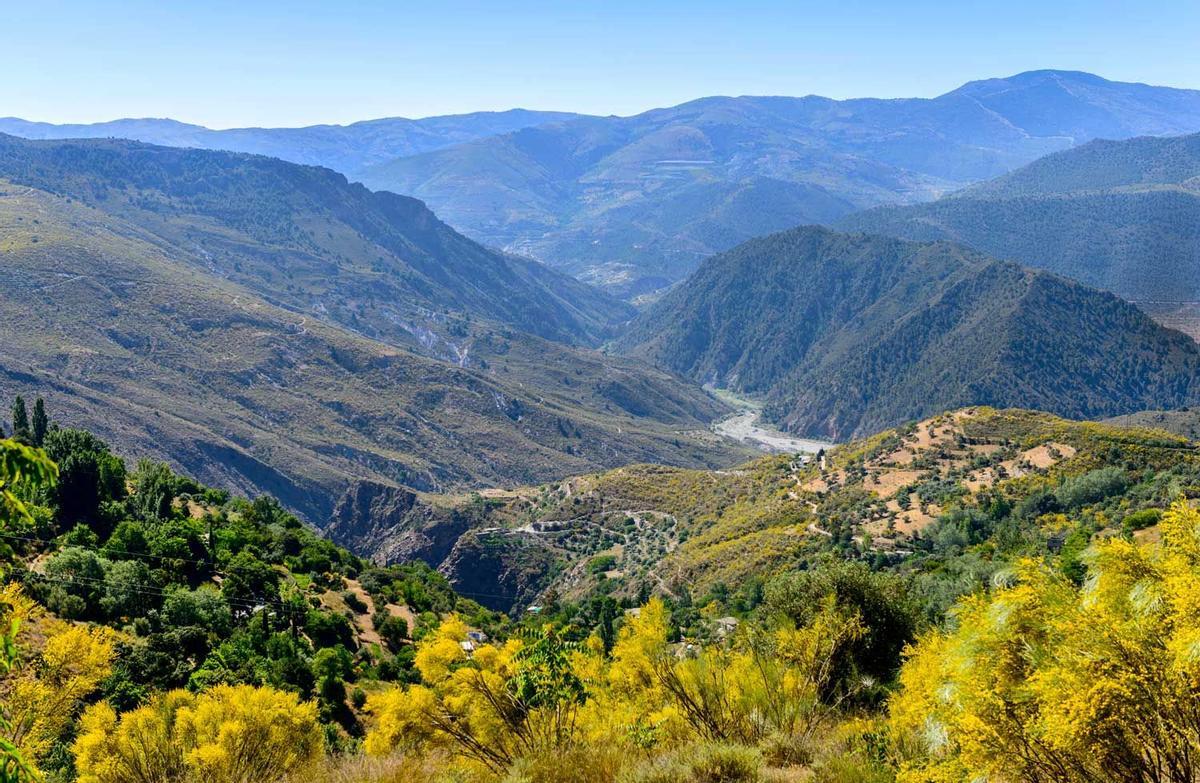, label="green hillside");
[614,227,1200,440]
[324,406,1200,615]
[0,407,511,767]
